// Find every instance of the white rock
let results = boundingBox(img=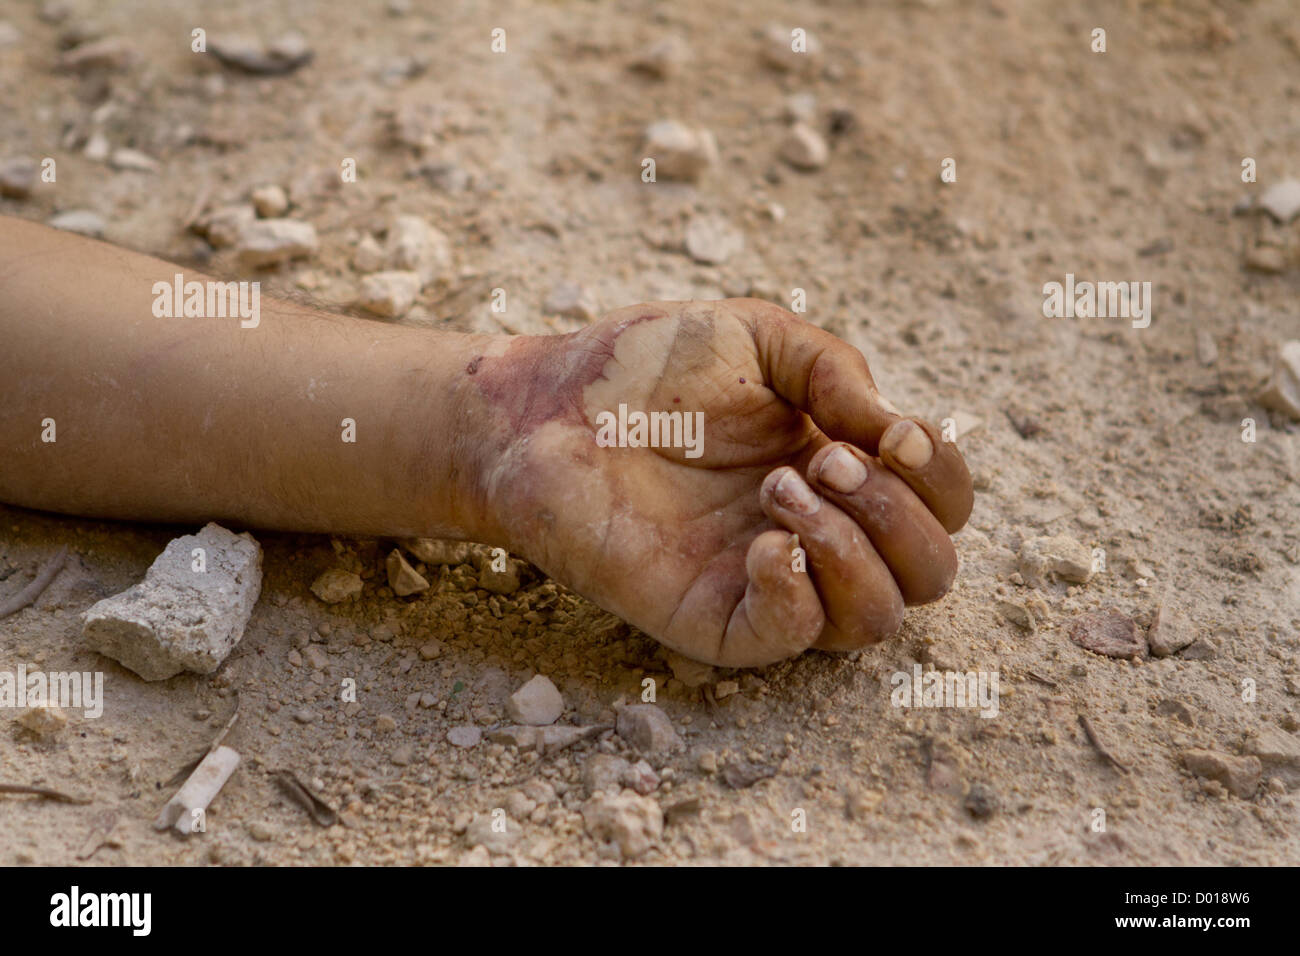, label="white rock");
[357,270,422,318]
[16,705,67,740]
[507,674,564,726]
[197,204,255,248]
[631,36,690,78]
[402,538,478,566]
[1018,535,1094,587]
[83,133,110,162]
[543,282,599,321]
[761,23,821,73]
[352,233,386,272]
[1259,179,1300,224]
[109,148,159,173]
[447,725,482,748]
[665,650,716,688]
[251,184,288,218]
[616,703,681,753]
[1256,340,1300,421]
[310,569,363,604]
[385,548,429,596]
[779,123,828,170]
[386,214,451,285]
[82,523,262,681]
[0,21,20,48]
[582,790,663,859]
[685,214,743,265]
[58,36,135,72]
[783,92,817,124]
[47,209,105,238]
[643,120,718,181]
[464,813,520,854]
[236,218,318,268]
